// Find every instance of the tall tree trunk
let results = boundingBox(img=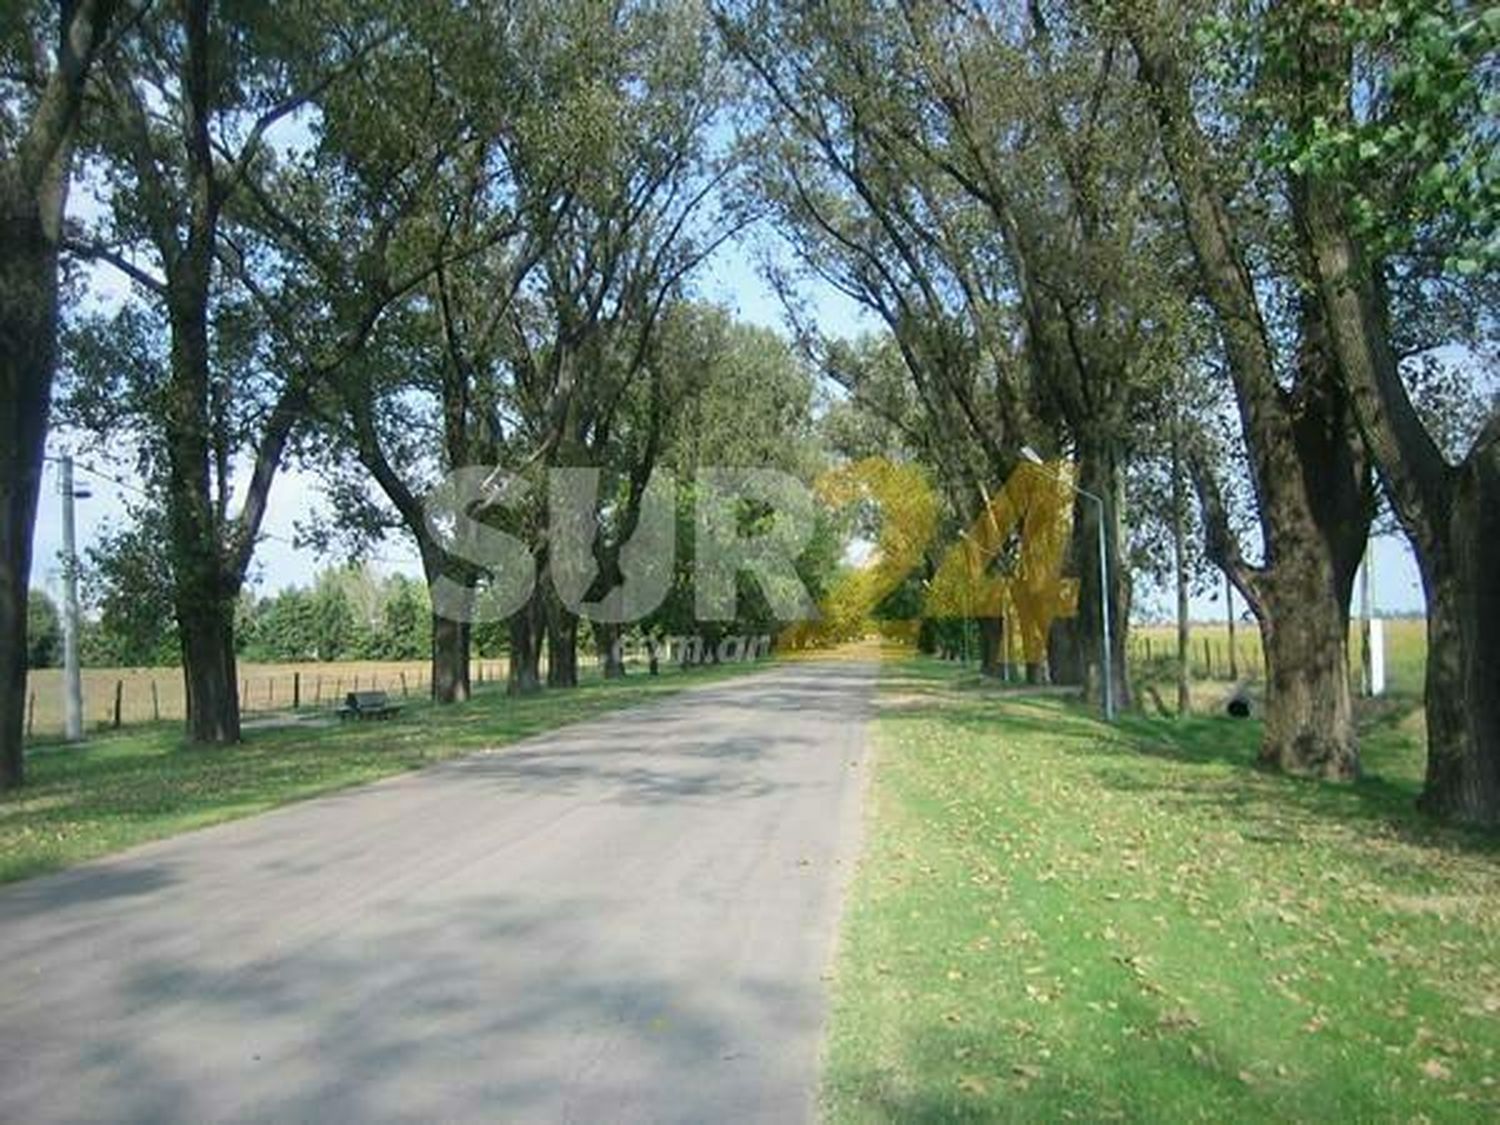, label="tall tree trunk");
[977,616,1003,677]
[916,617,937,656]
[430,613,471,704]
[154,1,243,746]
[0,208,60,786]
[1287,3,1500,823]
[1127,18,1369,778]
[1190,431,1364,780]
[0,0,120,787]
[178,596,239,743]
[422,549,473,704]
[594,620,626,678]
[546,598,579,688]
[1048,618,1081,685]
[165,253,241,744]
[508,587,544,696]
[1256,574,1356,778]
[1416,462,1500,823]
